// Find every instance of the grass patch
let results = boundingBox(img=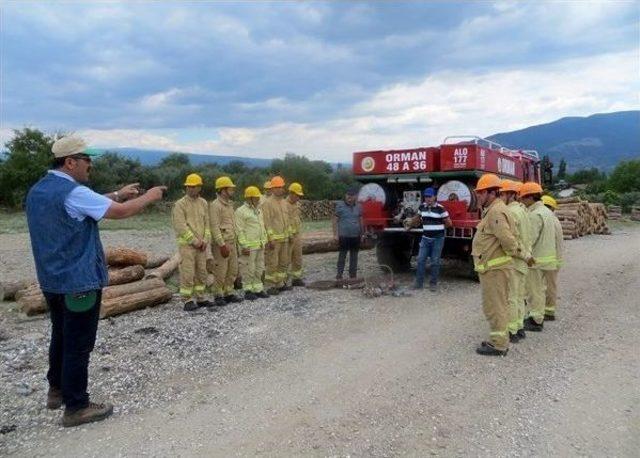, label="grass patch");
[0,210,171,234]
[304,219,331,232]
[1,210,332,234]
